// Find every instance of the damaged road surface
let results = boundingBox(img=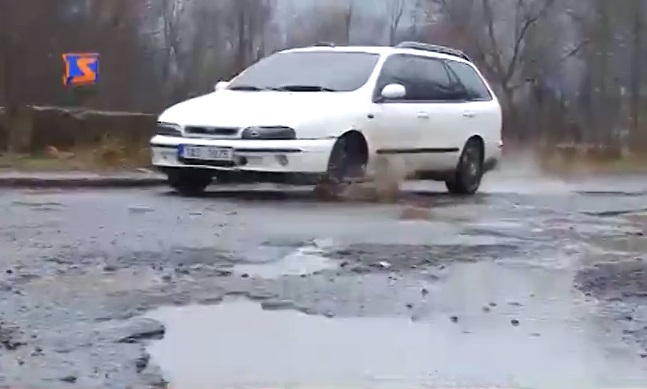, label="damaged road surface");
[4,174,647,388]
